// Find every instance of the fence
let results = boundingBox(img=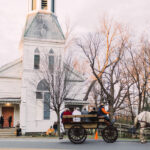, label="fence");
[114,123,150,138]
